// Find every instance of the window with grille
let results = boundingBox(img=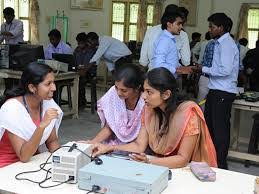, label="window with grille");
[247,8,259,49]
[0,0,30,41]
[146,4,154,30]
[111,1,154,42]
